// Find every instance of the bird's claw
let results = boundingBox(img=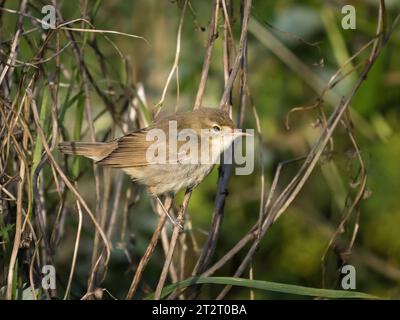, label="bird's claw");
[173,218,184,231]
